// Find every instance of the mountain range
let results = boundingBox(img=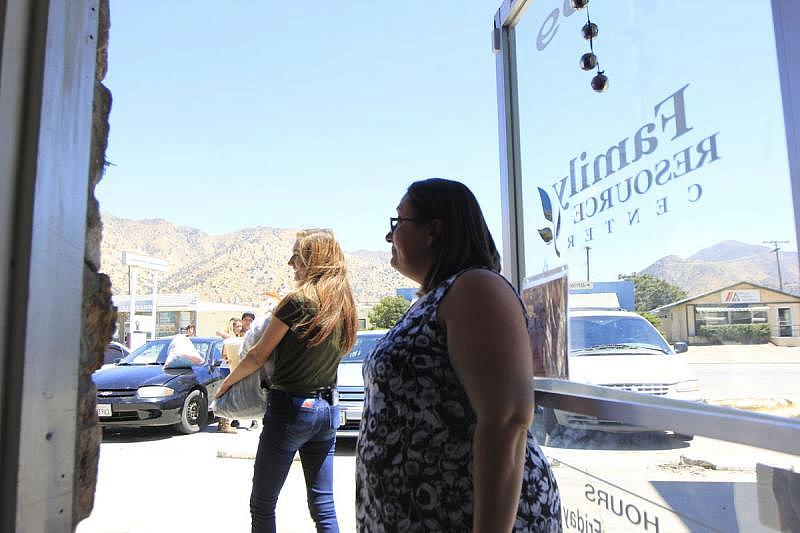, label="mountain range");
[100,214,799,307]
[639,240,799,296]
[99,213,414,308]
